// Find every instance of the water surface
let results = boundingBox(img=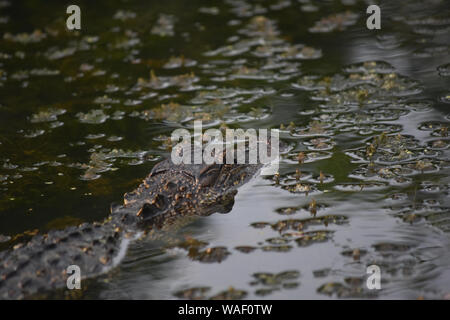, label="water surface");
[0,0,449,299]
